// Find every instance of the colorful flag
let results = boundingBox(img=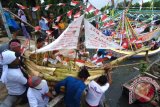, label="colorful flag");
[34,26,41,32]
[79,5,83,10]
[103,22,110,27]
[94,9,100,16]
[74,11,81,18]
[46,30,53,35]
[45,4,52,10]
[109,20,115,26]
[32,6,40,11]
[70,1,79,6]
[57,3,66,6]
[67,10,73,19]
[101,14,108,22]
[16,3,27,10]
[86,4,95,13]
[55,16,62,22]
